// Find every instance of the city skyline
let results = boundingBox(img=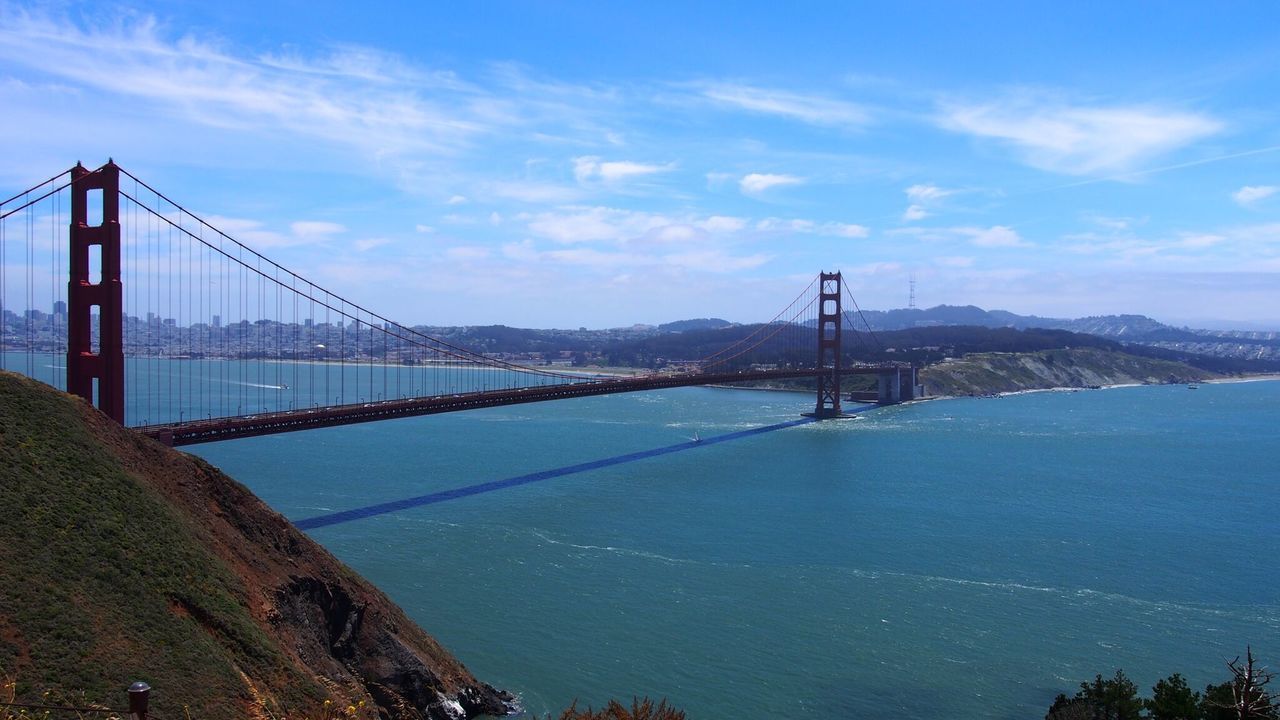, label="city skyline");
[2,2,1278,329]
